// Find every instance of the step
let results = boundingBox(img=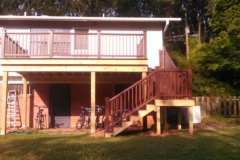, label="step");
[104,132,113,138]
[112,104,156,136]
